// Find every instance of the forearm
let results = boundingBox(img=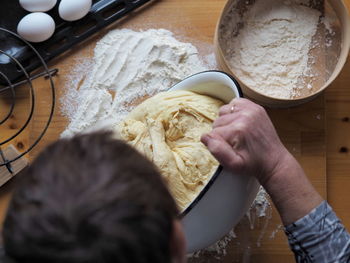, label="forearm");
[263,154,350,261]
[204,98,350,262]
[262,152,323,226]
